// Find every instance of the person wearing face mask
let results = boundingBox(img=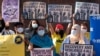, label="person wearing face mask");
[60,24,90,55]
[80,22,90,44]
[1,22,15,35]
[14,22,24,34]
[48,23,72,56]
[24,20,39,56]
[28,25,56,56]
[24,20,39,40]
[14,22,32,56]
[60,24,80,56]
